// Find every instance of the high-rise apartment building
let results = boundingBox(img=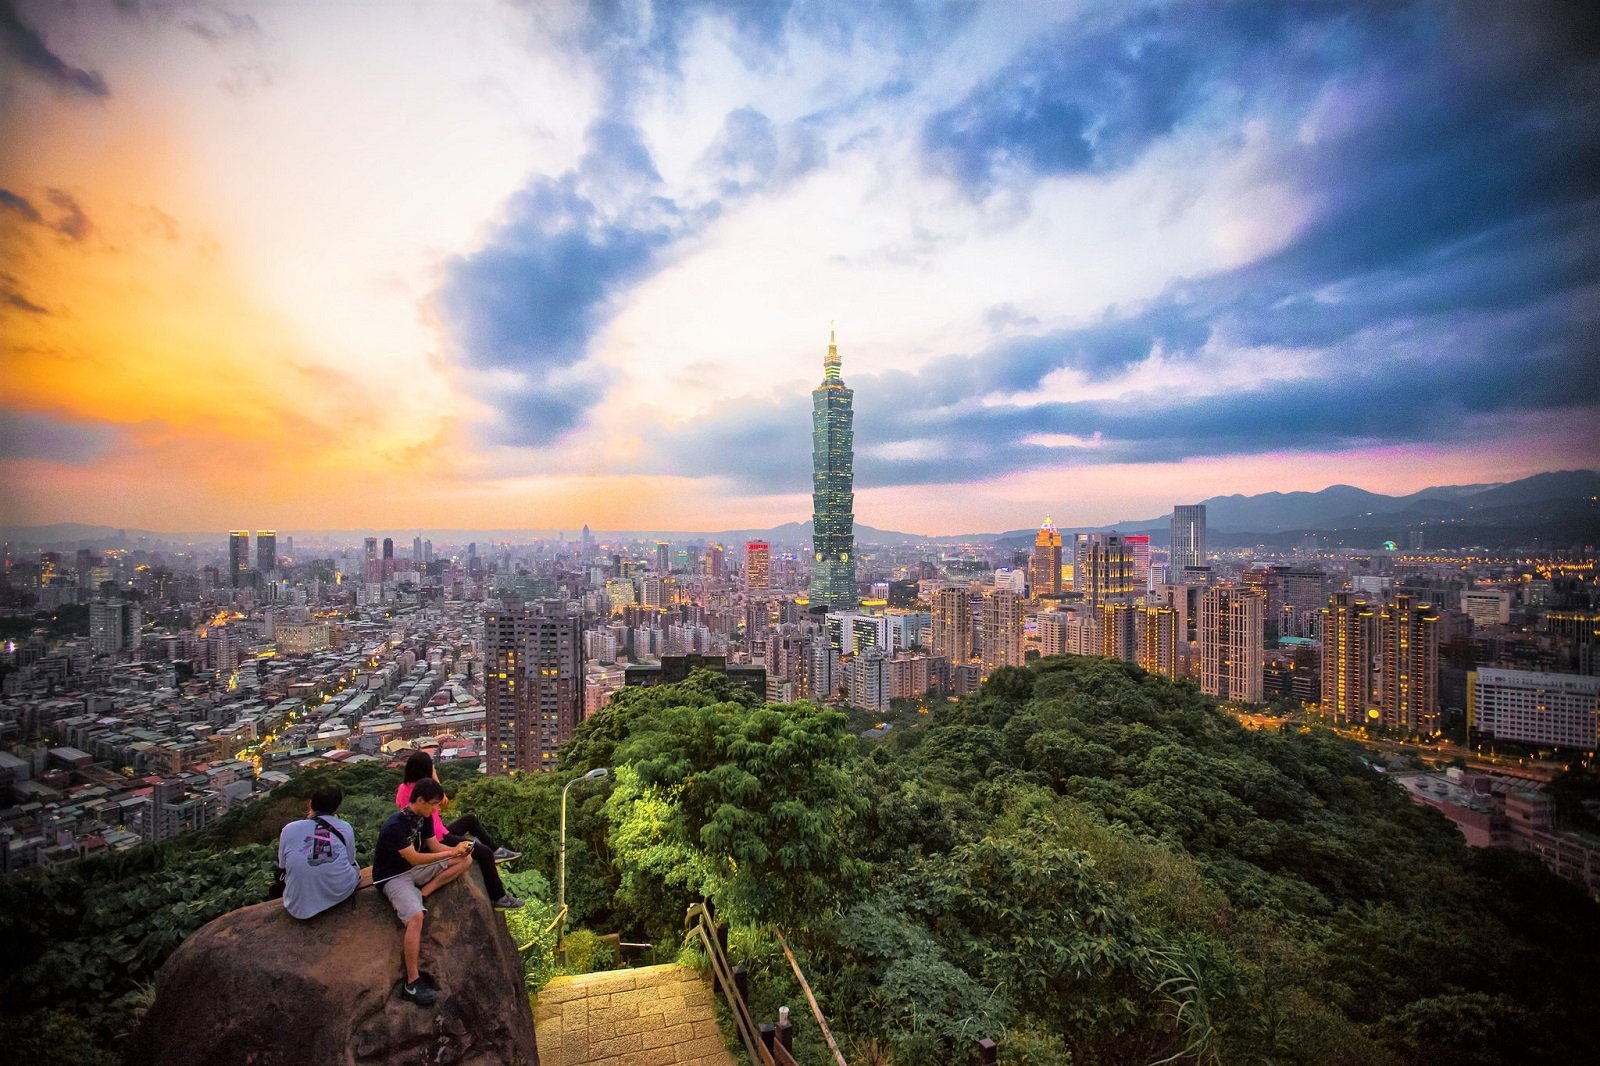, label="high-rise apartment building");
[1199,584,1264,703]
[1171,504,1207,572]
[849,646,890,712]
[745,541,770,592]
[1074,533,1135,606]
[654,541,671,573]
[1138,604,1180,678]
[809,326,857,610]
[363,537,379,583]
[1029,515,1063,598]
[1468,668,1600,749]
[90,600,141,655]
[1379,593,1440,733]
[483,605,584,774]
[981,588,1024,672]
[1124,534,1151,590]
[1278,569,1327,639]
[931,585,973,664]
[1461,589,1512,628]
[1037,611,1069,657]
[256,531,277,575]
[228,531,250,588]
[1097,601,1138,663]
[1321,592,1376,724]
[381,537,395,580]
